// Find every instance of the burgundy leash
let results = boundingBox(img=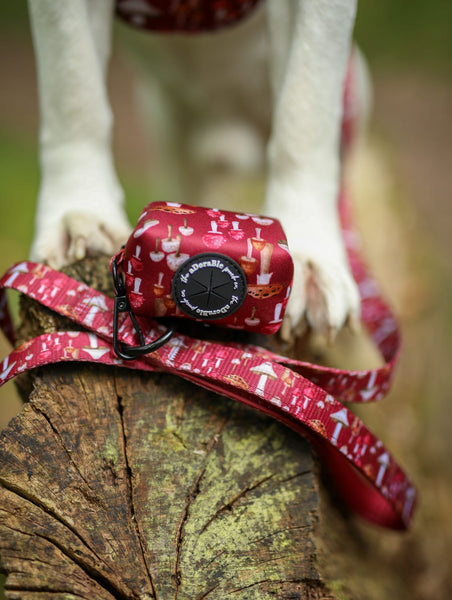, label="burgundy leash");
[0,196,417,530]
